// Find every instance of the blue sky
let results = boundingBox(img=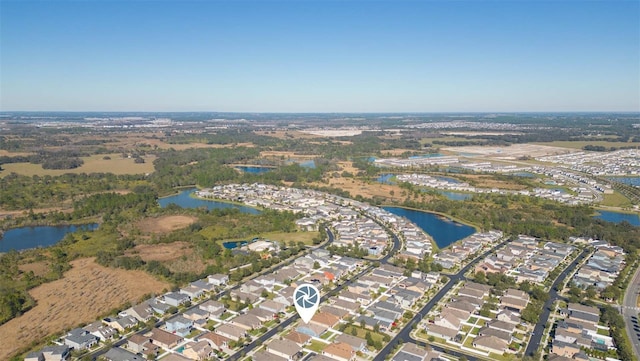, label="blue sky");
[1,1,638,112]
